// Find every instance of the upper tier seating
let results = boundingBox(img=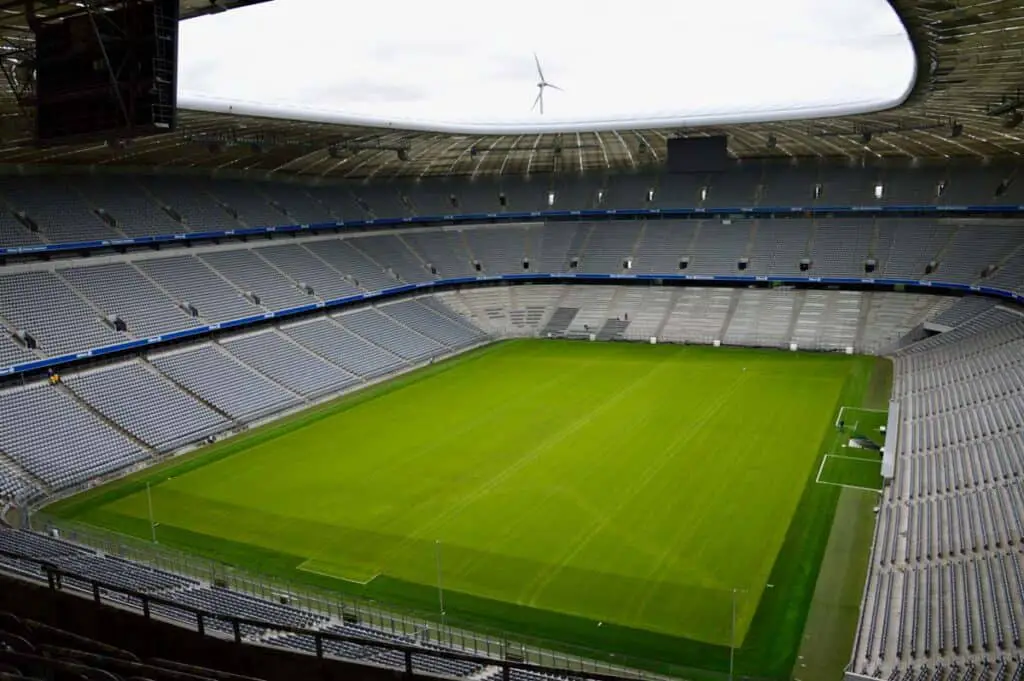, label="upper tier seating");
[72,176,183,236]
[0,210,43,247]
[2,166,1022,250]
[137,177,241,232]
[0,177,121,243]
[204,180,288,228]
